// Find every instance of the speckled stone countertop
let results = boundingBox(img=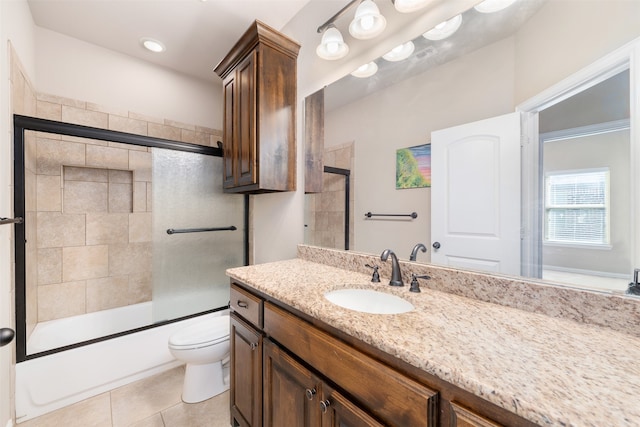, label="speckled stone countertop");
[227,256,640,427]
